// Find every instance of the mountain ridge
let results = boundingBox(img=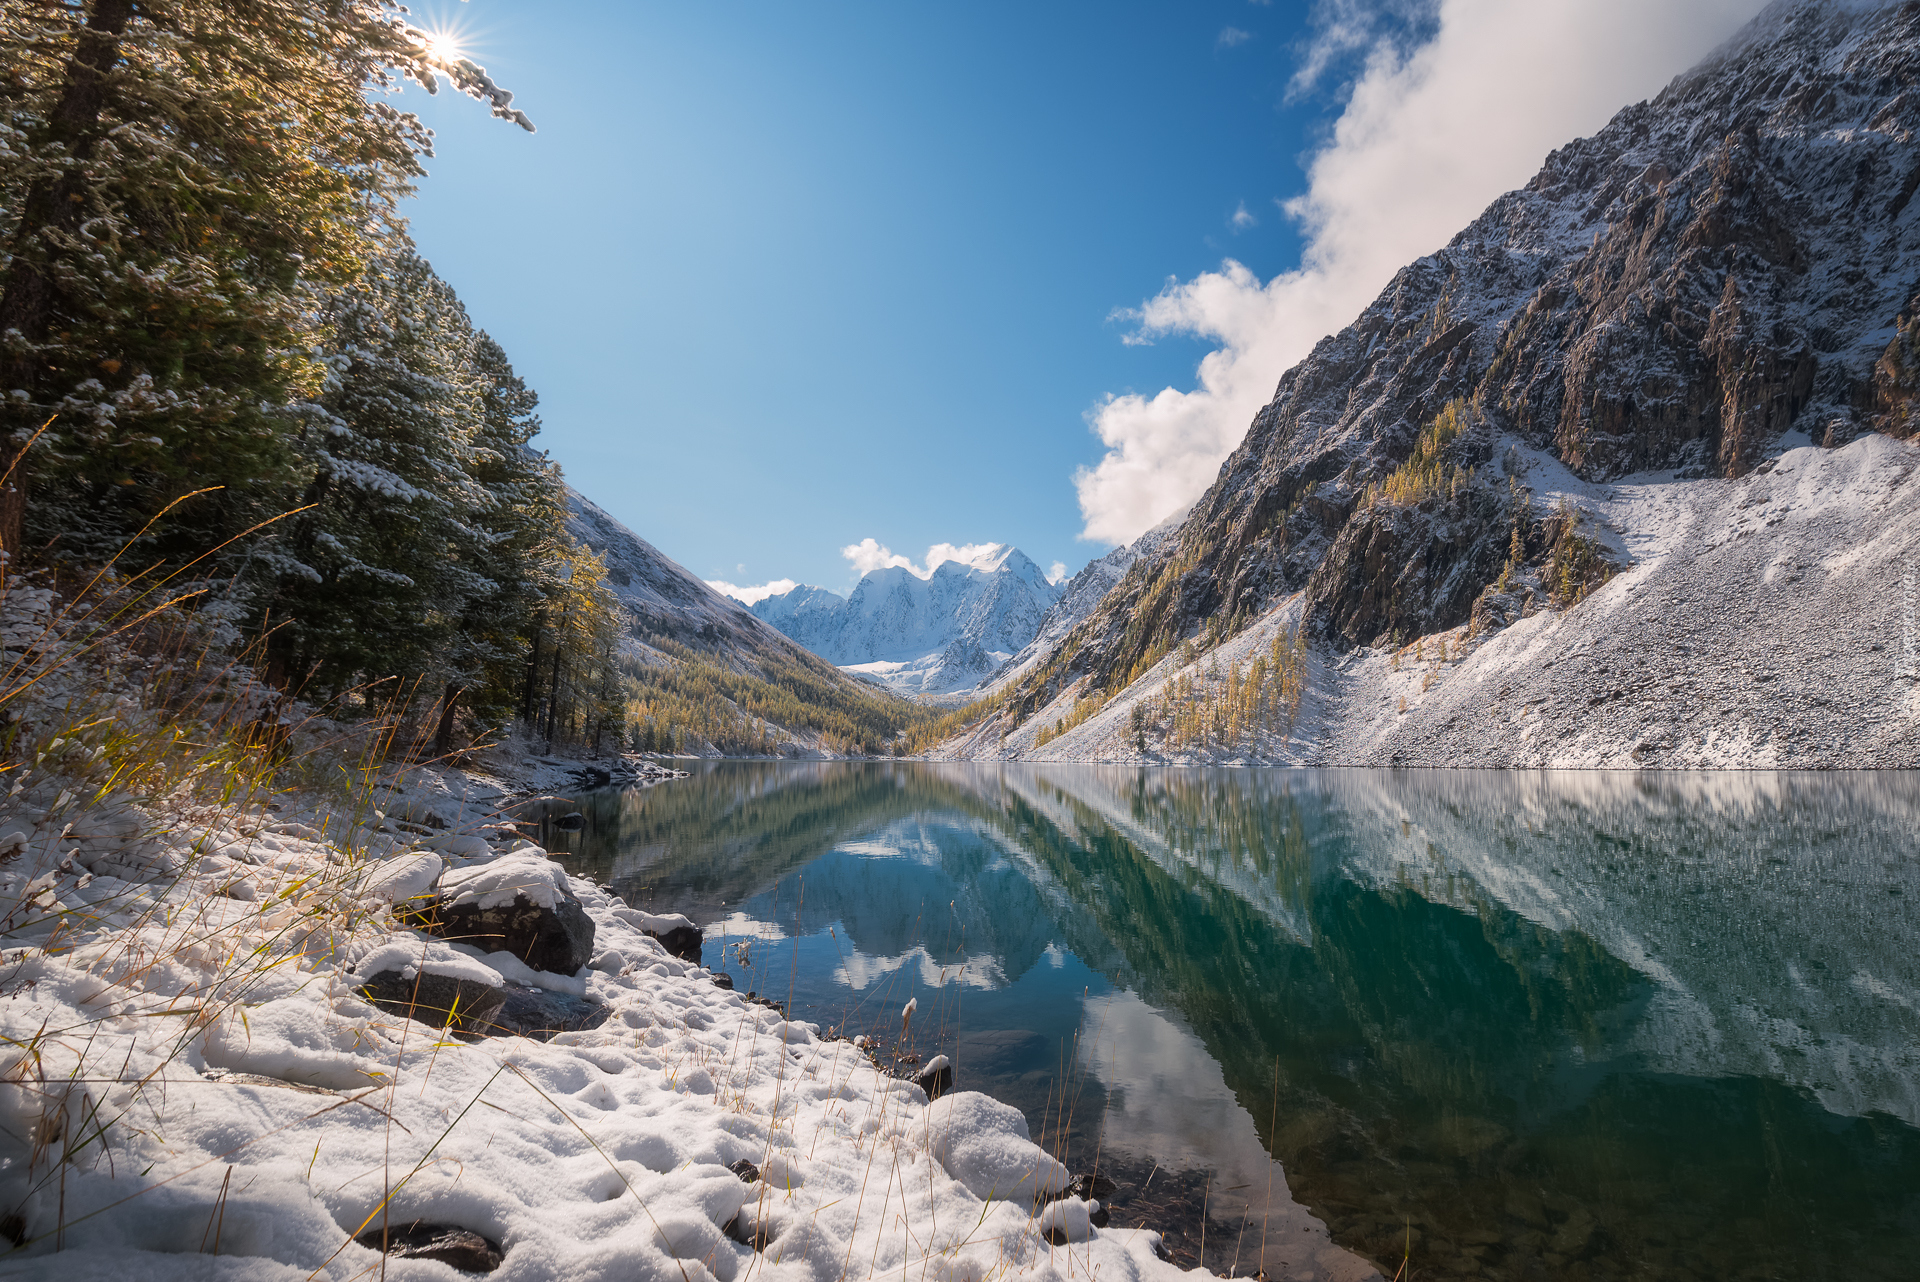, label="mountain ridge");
[750,545,1062,696]
[932,0,1920,768]
[565,492,924,755]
